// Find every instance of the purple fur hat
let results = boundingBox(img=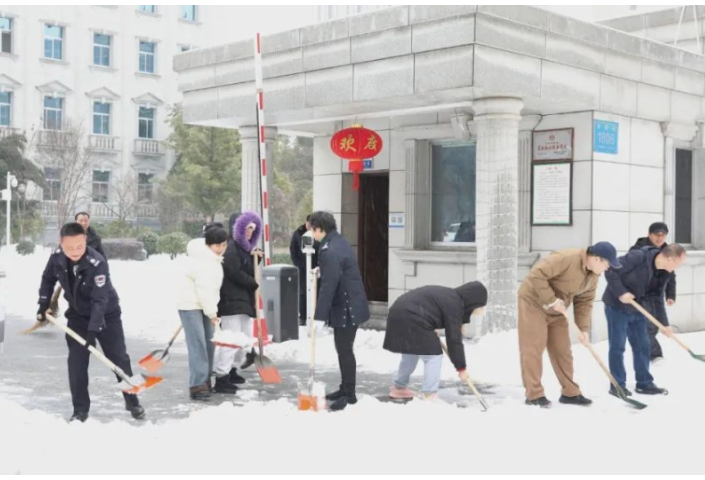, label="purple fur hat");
[233,211,263,252]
